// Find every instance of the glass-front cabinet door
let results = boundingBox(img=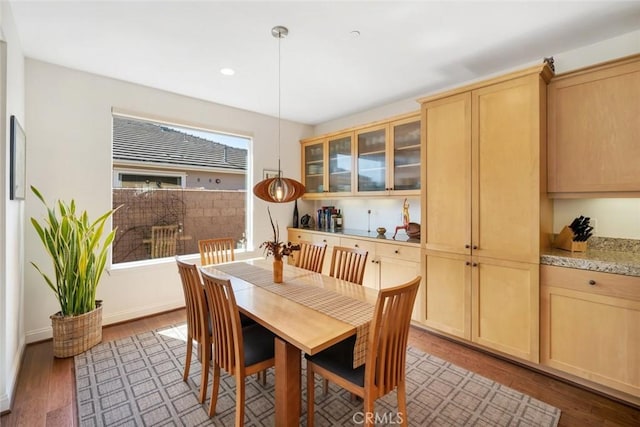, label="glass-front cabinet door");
[390,115,421,193]
[327,132,354,194]
[356,125,388,193]
[302,139,325,196]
